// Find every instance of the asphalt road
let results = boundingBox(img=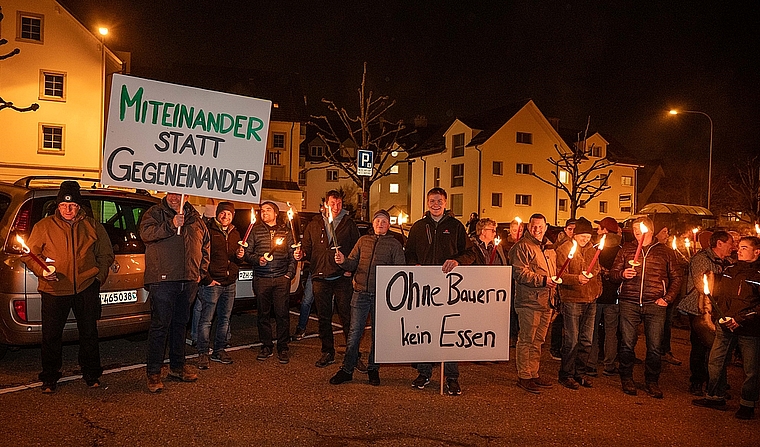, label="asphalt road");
[0,311,757,447]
